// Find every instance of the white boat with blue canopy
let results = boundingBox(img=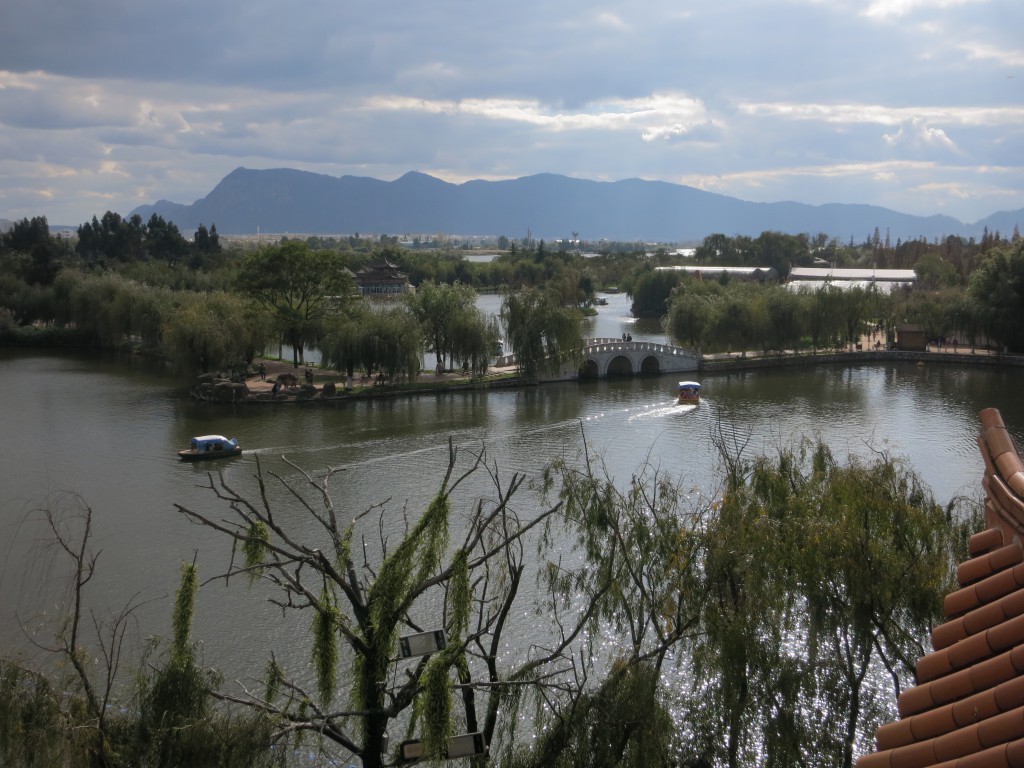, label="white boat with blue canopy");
[178,435,242,461]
